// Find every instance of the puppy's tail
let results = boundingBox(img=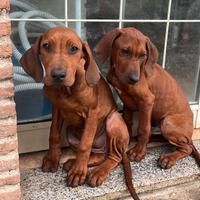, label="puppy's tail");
[191,142,200,167]
[122,153,140,200]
